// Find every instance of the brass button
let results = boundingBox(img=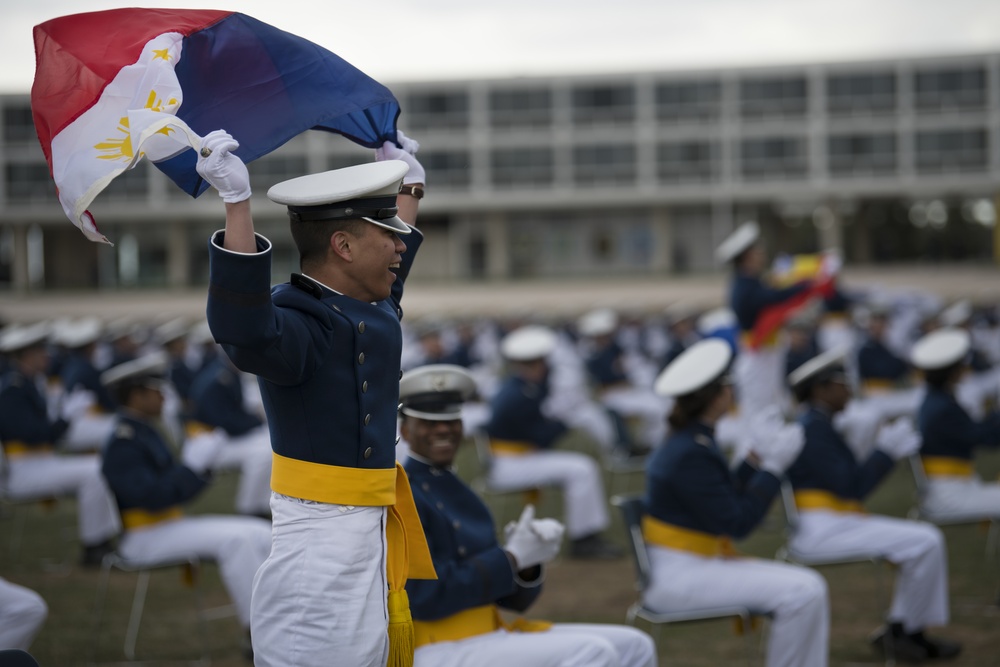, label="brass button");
[364,414,371,426]
[358,321,366,334]
[452,520,461,529]
[436,502,444,510]
[362,381,368,393]
[422,483,430,492]
[457,546,467,556]
[397,308,402,317]
[358,352,365,365]
[363,447,373,460]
